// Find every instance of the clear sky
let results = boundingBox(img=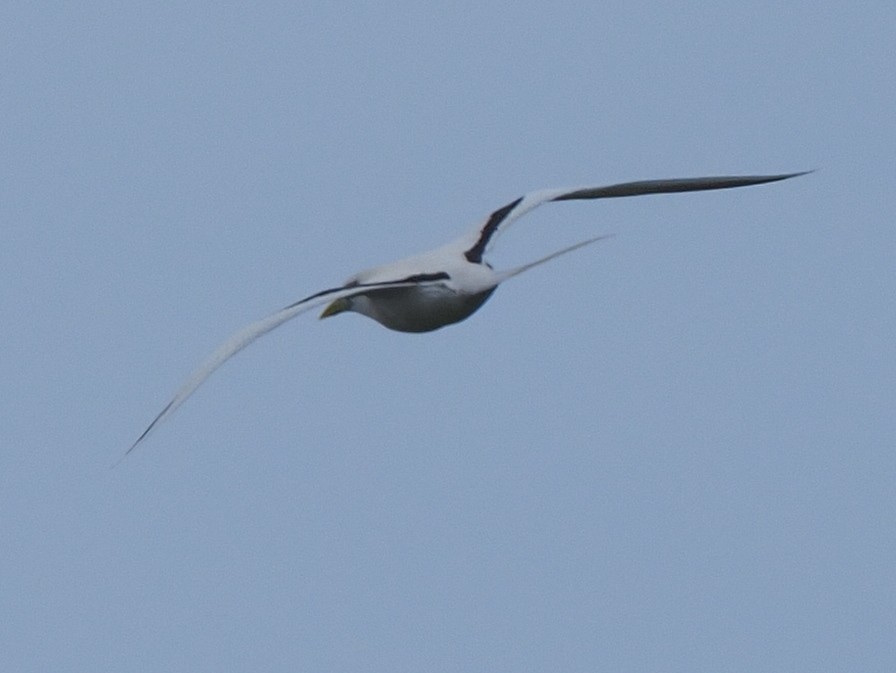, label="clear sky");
[3,2,894,671]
